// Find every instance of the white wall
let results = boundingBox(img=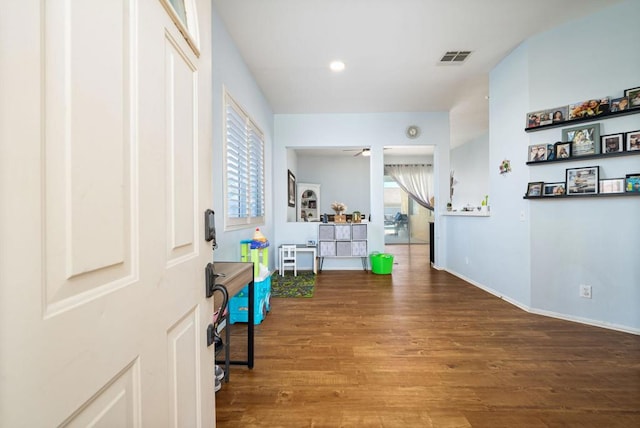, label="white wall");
[446,0,640,333]
[297,153,371,218]
[211,6,275,264]
[274,113,450,270]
